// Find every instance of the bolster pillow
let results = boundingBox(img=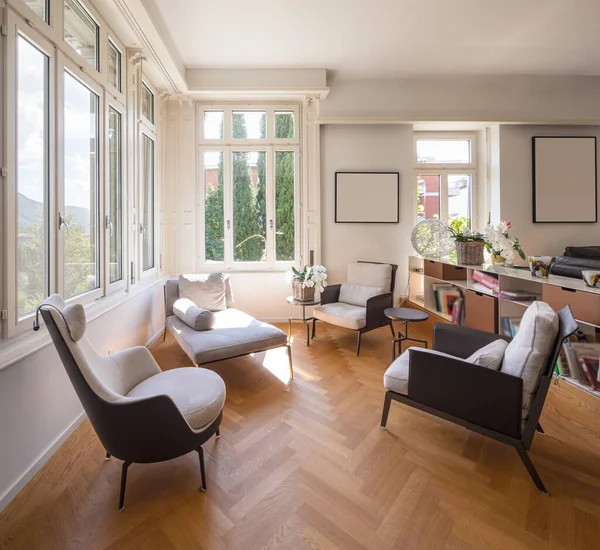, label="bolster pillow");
[173,298,216,331]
